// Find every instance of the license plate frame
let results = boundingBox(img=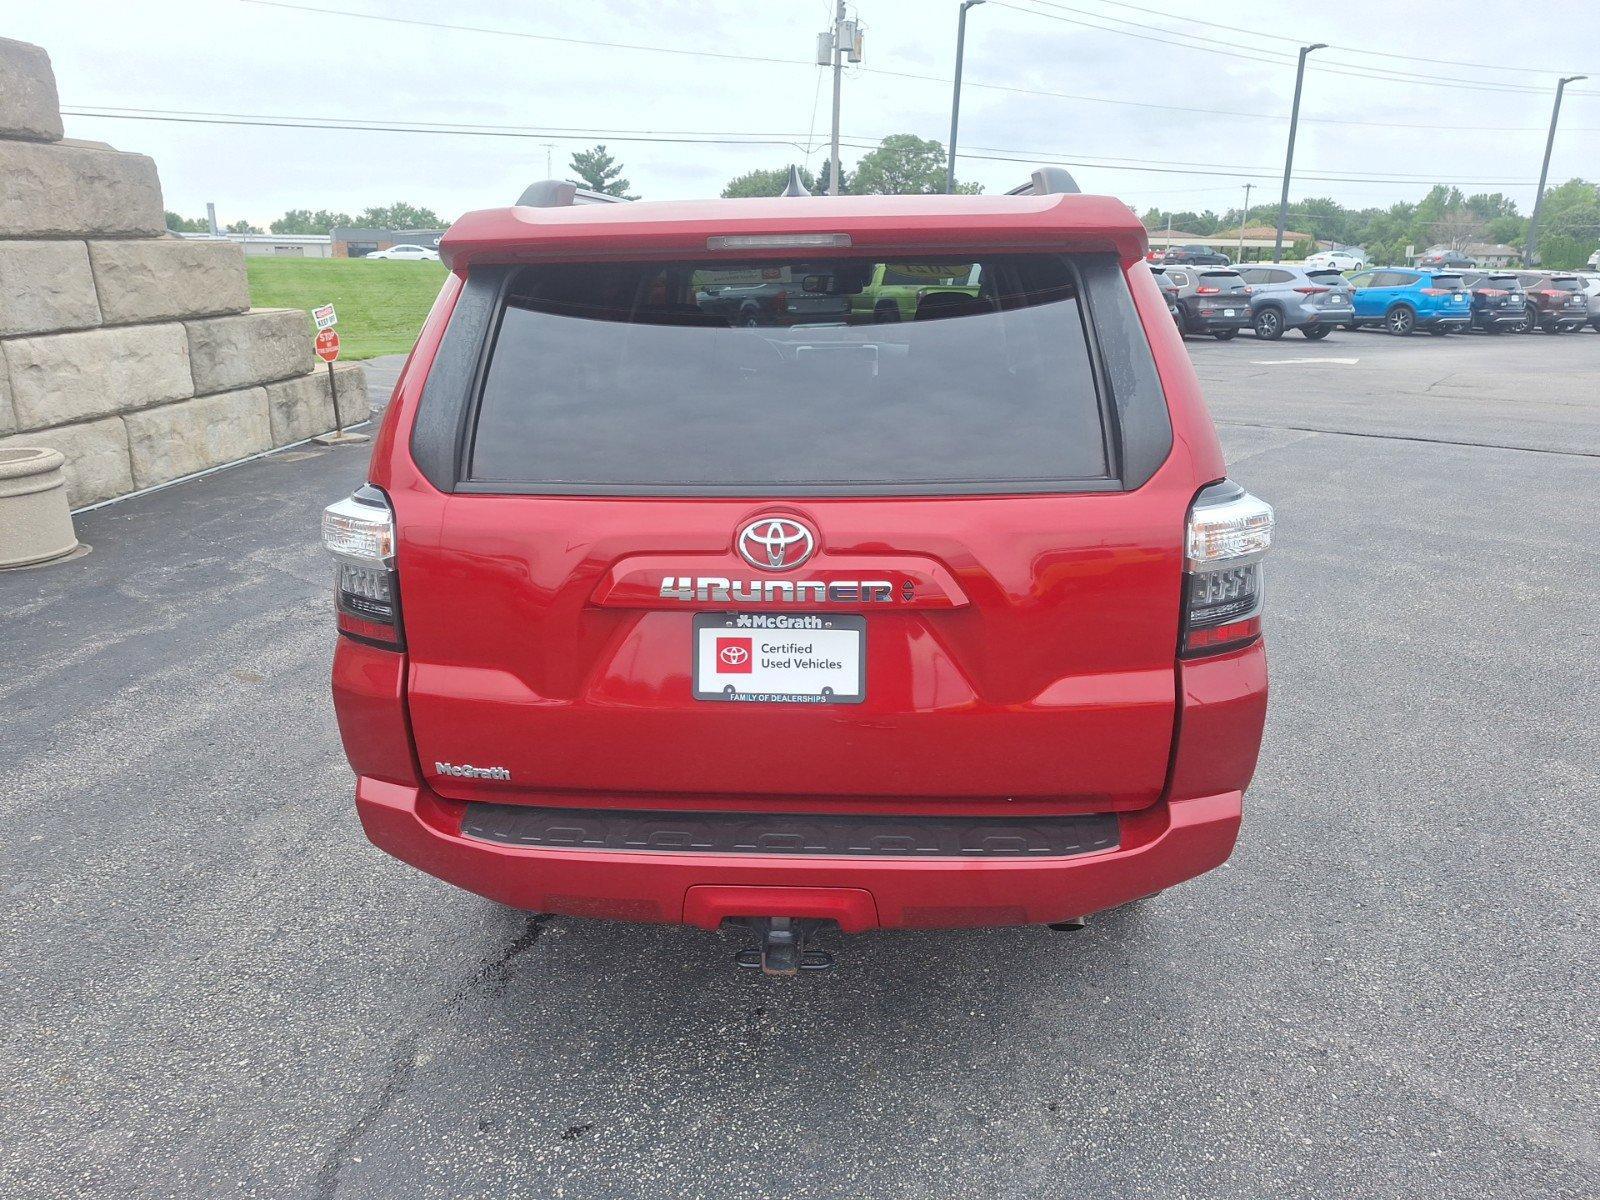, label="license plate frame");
[693,612,866,705]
